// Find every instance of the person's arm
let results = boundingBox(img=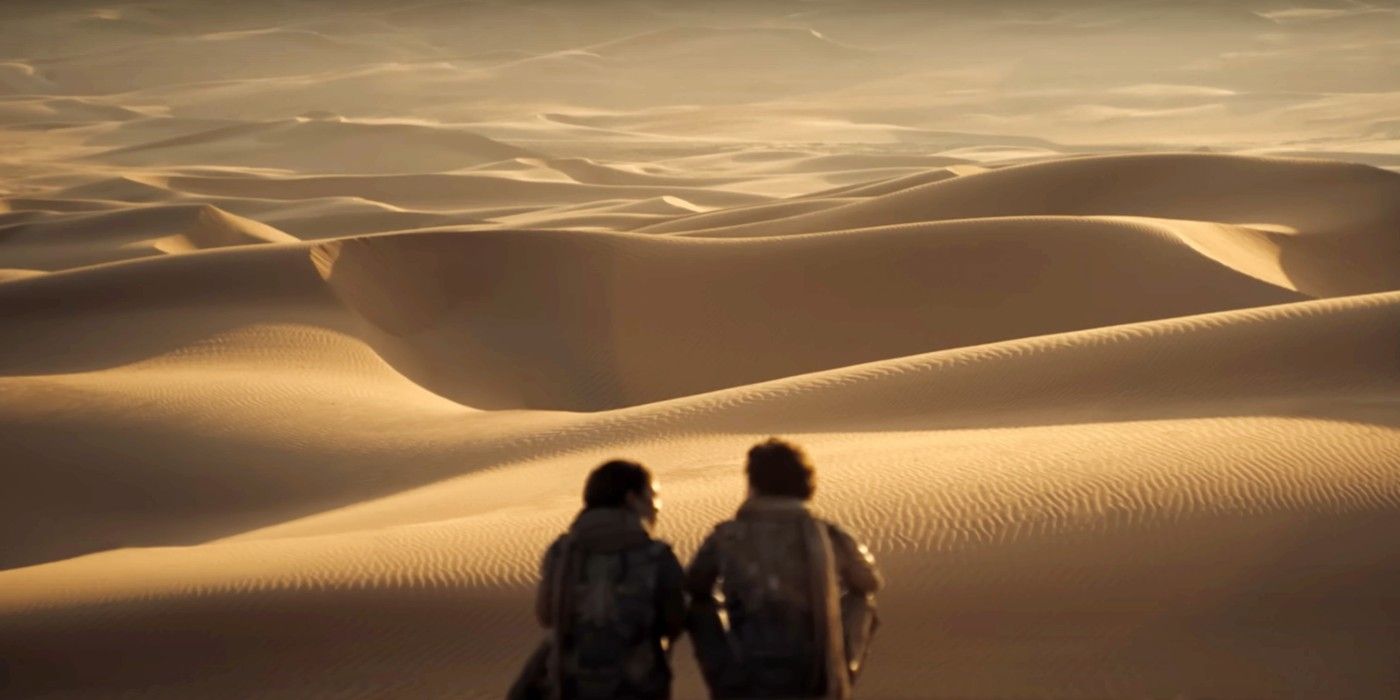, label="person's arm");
[683,530,738,688]
[535,537,566,628]
[684,532,722,610]
[828,523,883,596]
[656,545,687,643]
